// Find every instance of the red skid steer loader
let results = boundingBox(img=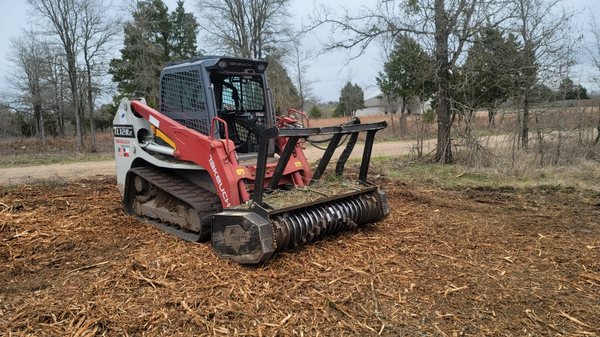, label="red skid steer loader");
[113,56,389,264]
